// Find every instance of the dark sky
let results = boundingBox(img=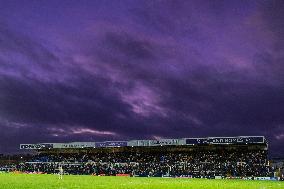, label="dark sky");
[0,0,283,156]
